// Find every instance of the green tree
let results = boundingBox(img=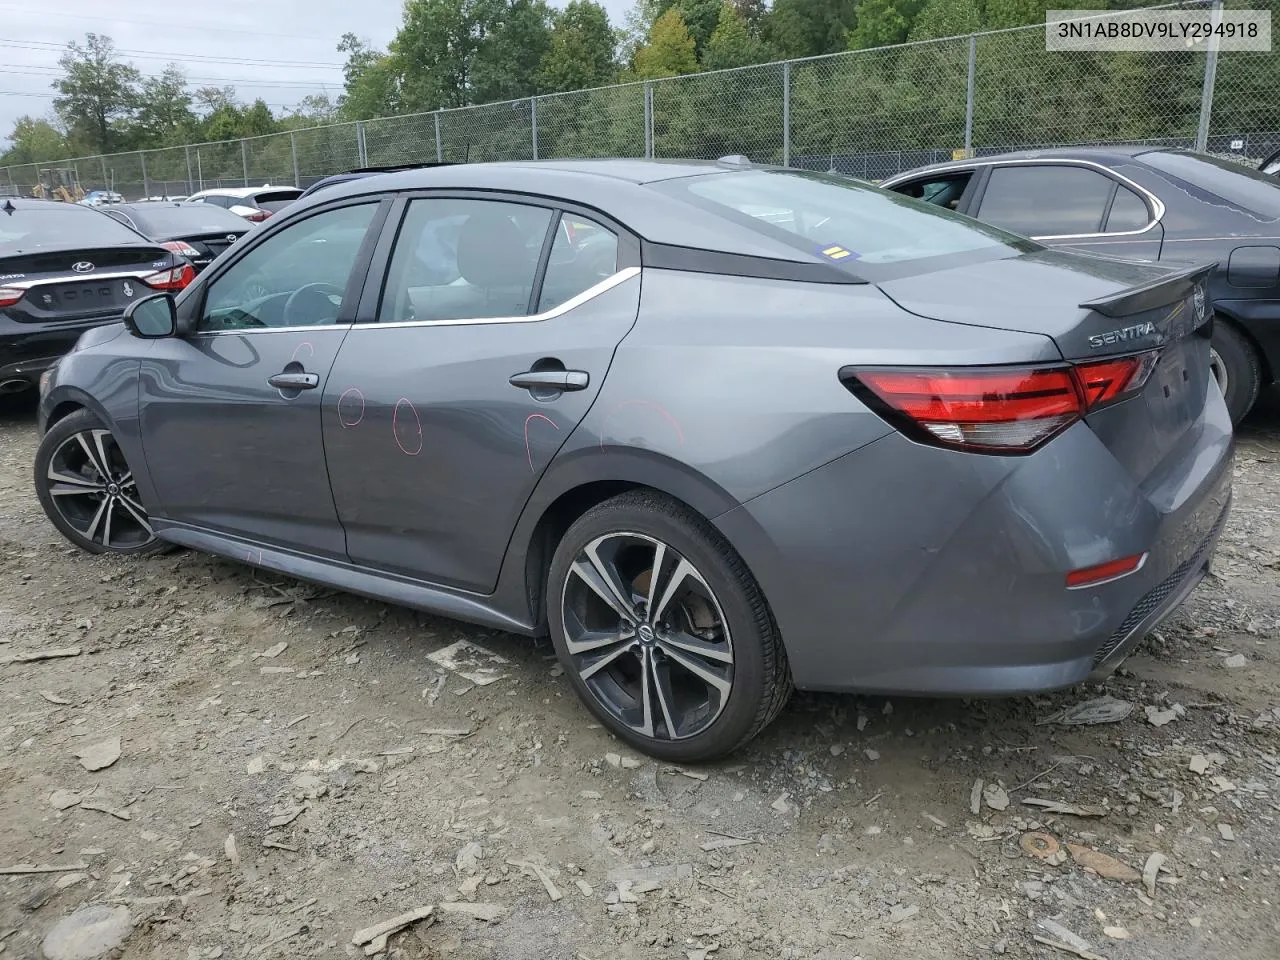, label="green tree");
[656,0,724,57]
[908,0,981,39]
[393,0,481,110]
[133,65,195,145]
[539,0,616,93]
[0,117,68,165]
[764,0,854,58]
[53,33,141,154]
[471,0,554,102]
[337,34,400,120]
[702,3,773,70]
[634,8,698,78]
[848,0,909,49]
